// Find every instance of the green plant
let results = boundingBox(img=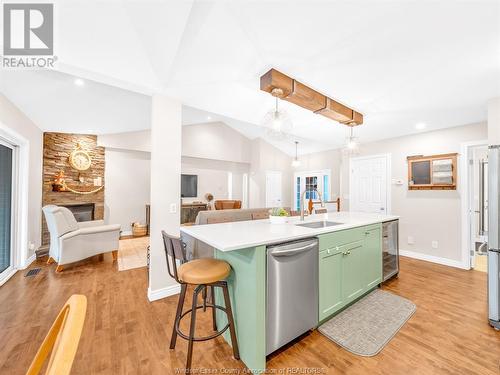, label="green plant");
[268,207,289,217]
